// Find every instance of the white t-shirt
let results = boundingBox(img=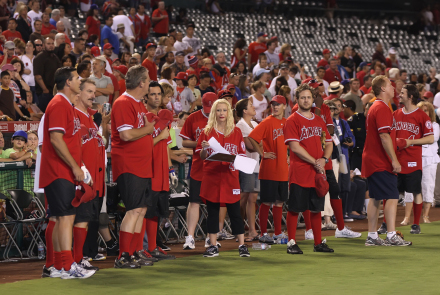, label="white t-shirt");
[182,36,201,57]
[34,114,44,193]
[174,40,190,67]
[136,13,145,22]
[236,118,260,173]
[27,10,43,32]
[433,92,440,109]
[112,15,134,38]
[19,54,35,86]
